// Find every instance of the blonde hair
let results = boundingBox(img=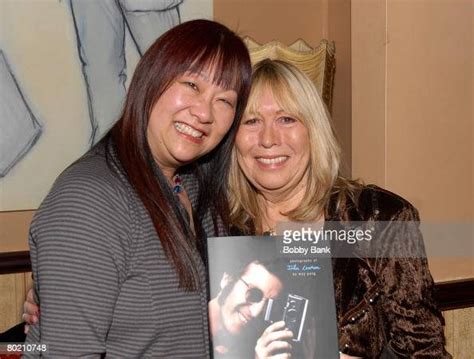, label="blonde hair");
[229,59,354,233]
